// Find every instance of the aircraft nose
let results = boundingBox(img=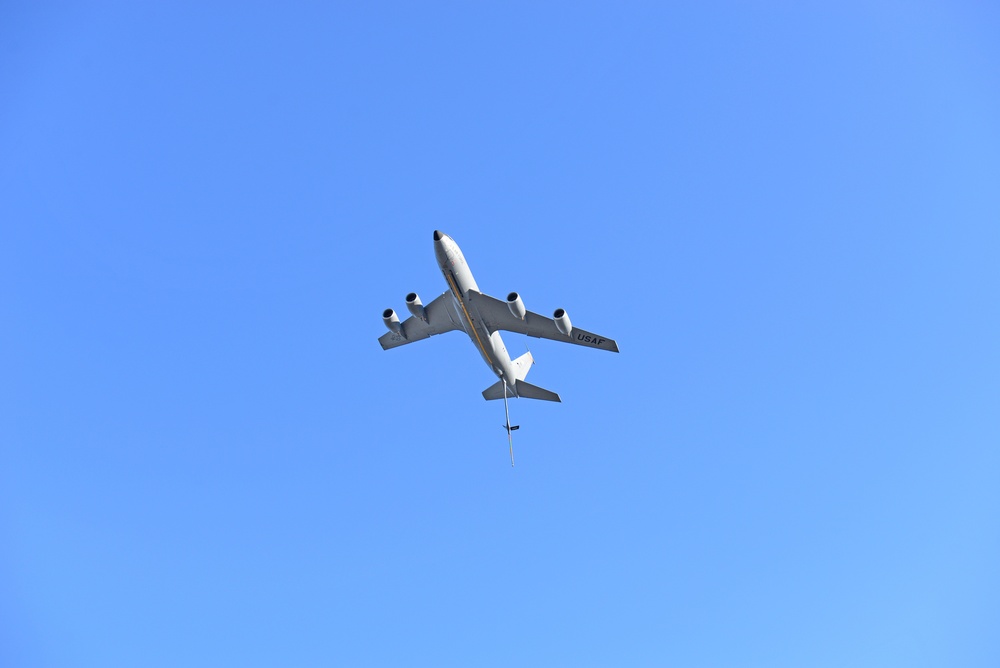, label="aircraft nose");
[433,230,443,241]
